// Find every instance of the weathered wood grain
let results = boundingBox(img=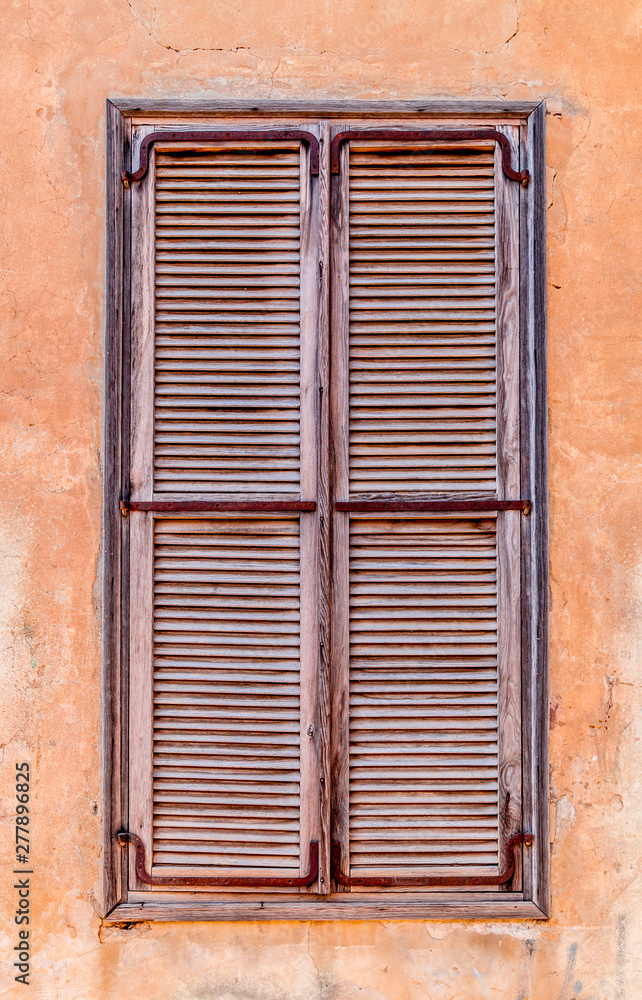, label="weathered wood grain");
[128,511,154,888]
[298,128,322,890]
[520,101,549,914]
[329,127,351,888]
[103,99,127,915]
[130,125,156,501]
[497,510,522,887]
[316,121,332,893]
[494,127,523,889]
[495,126,521,501]
[105,896,547,922]
[110,98,541,120]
